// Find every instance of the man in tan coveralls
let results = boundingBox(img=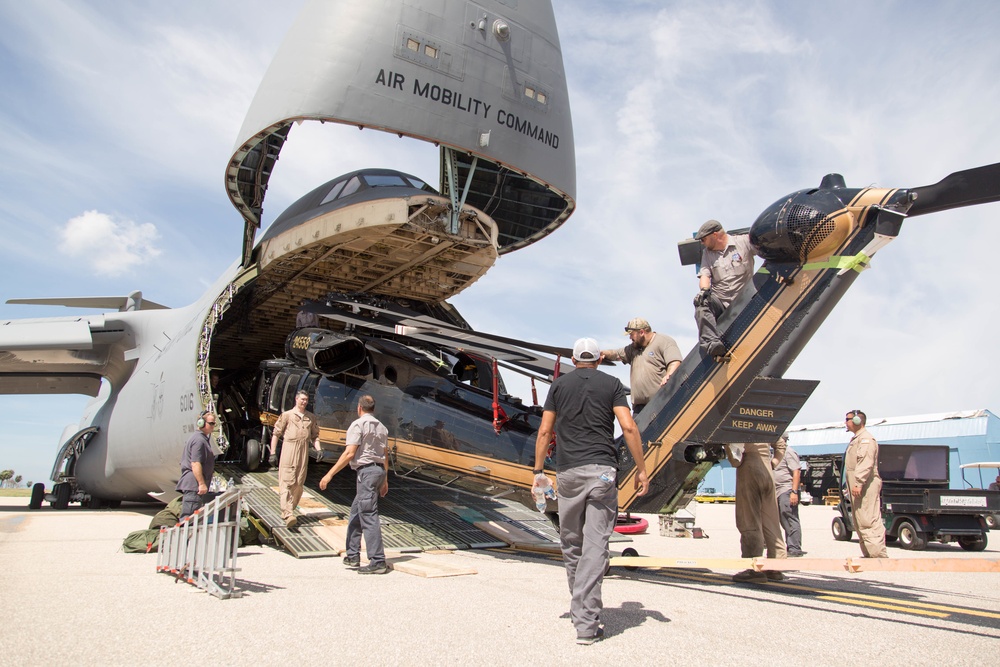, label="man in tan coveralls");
[269,390,321,528]
[727,436,788,582]
[845,409,887,557]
